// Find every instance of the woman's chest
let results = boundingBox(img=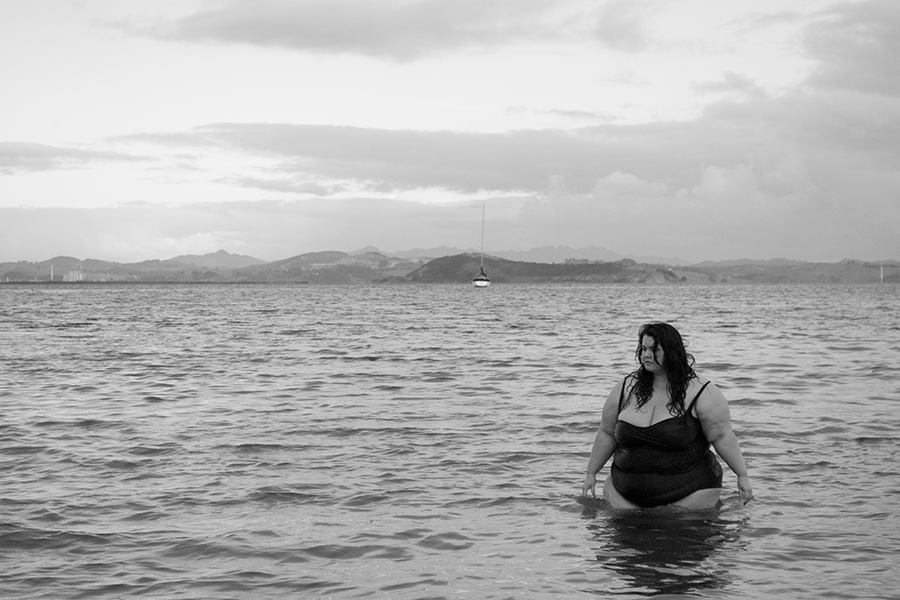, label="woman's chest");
[619,394,677,428]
